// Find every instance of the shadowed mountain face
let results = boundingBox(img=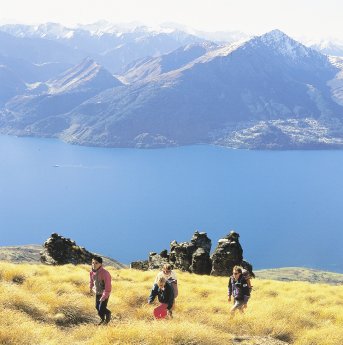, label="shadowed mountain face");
[0,30,85,66]
[1,58,122,136]
[121,41,218,83]
[1,29,343,149]
[0,65,26,106]
[0,55,71,83]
